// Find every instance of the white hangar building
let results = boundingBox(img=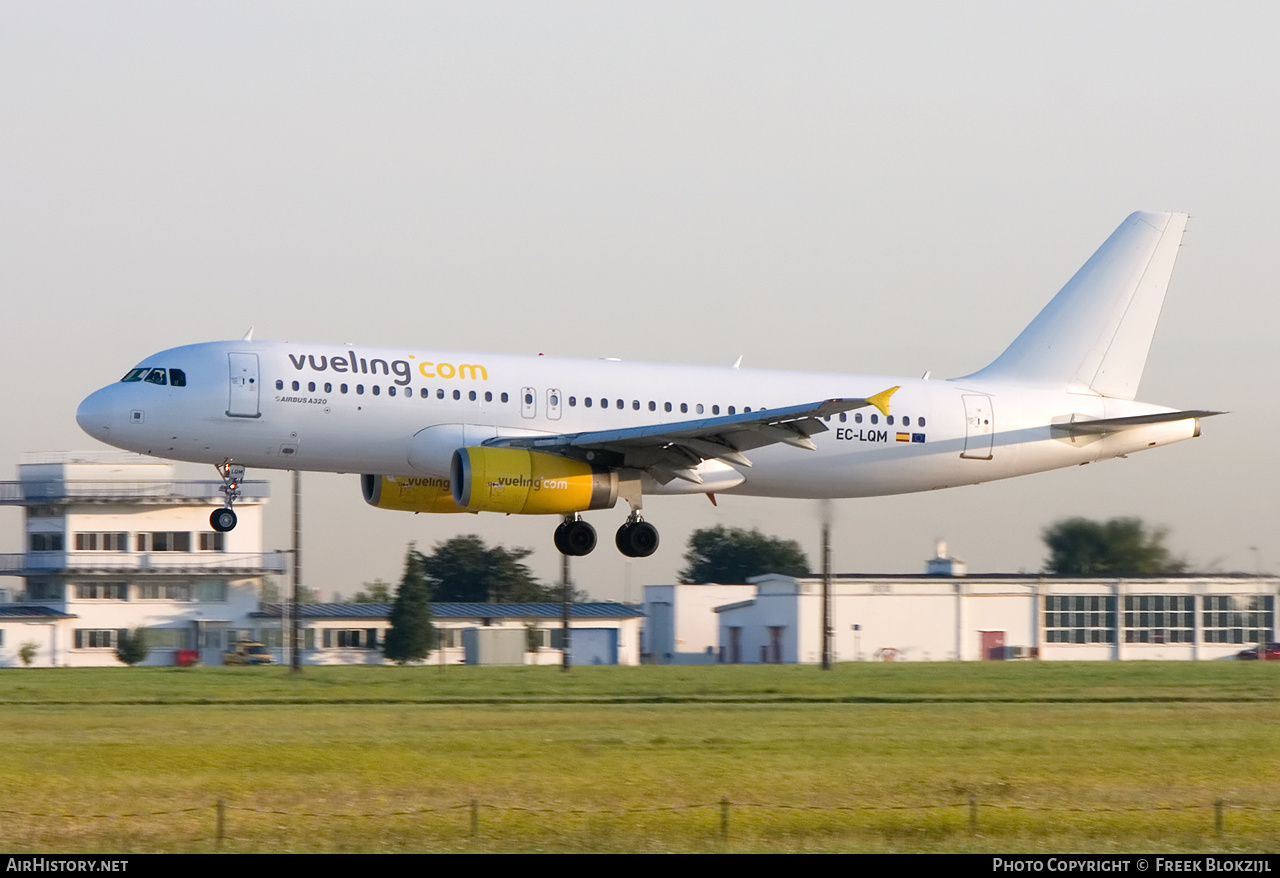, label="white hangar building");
[644,572,1278,664]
